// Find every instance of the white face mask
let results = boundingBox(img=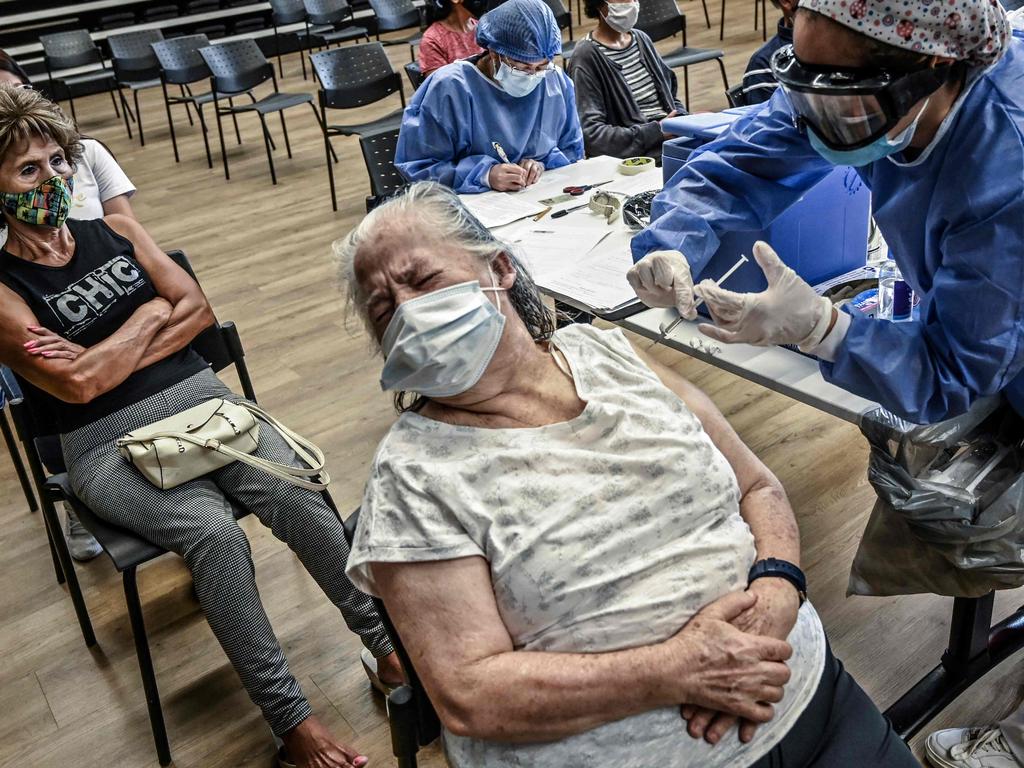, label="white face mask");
[379,277,508,398]
[494,58,548,97]
[604,0,639,33]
